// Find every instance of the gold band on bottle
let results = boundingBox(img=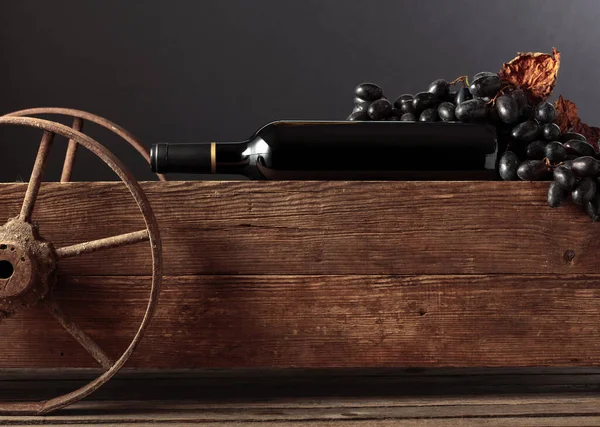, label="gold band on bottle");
[211,143,216,174]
